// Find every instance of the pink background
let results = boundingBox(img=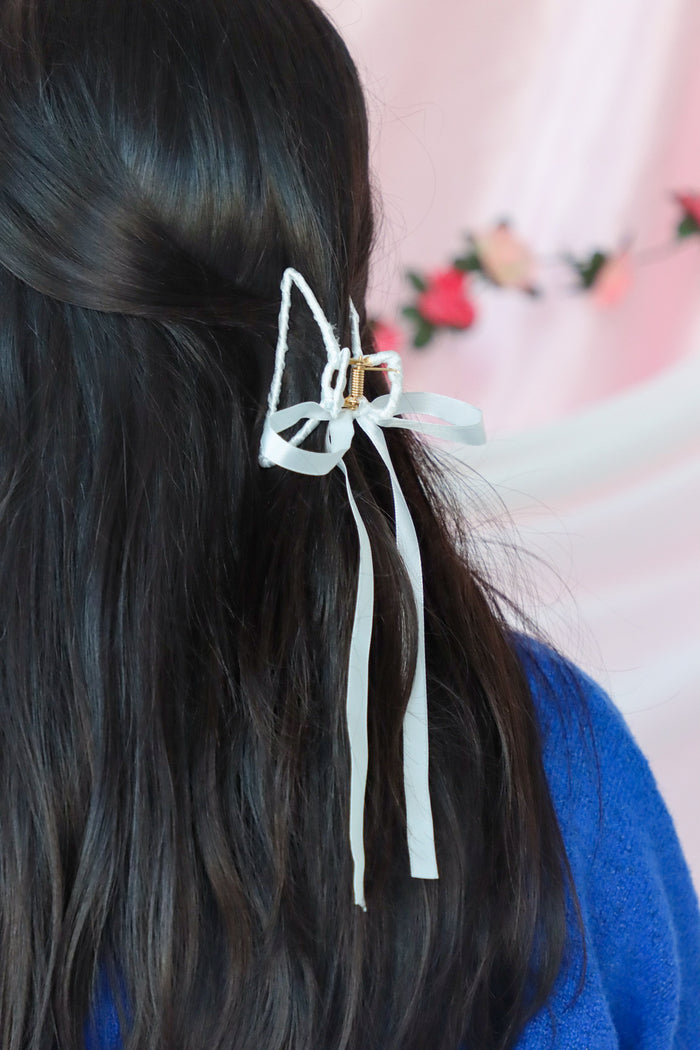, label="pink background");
[320,0,700,886]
